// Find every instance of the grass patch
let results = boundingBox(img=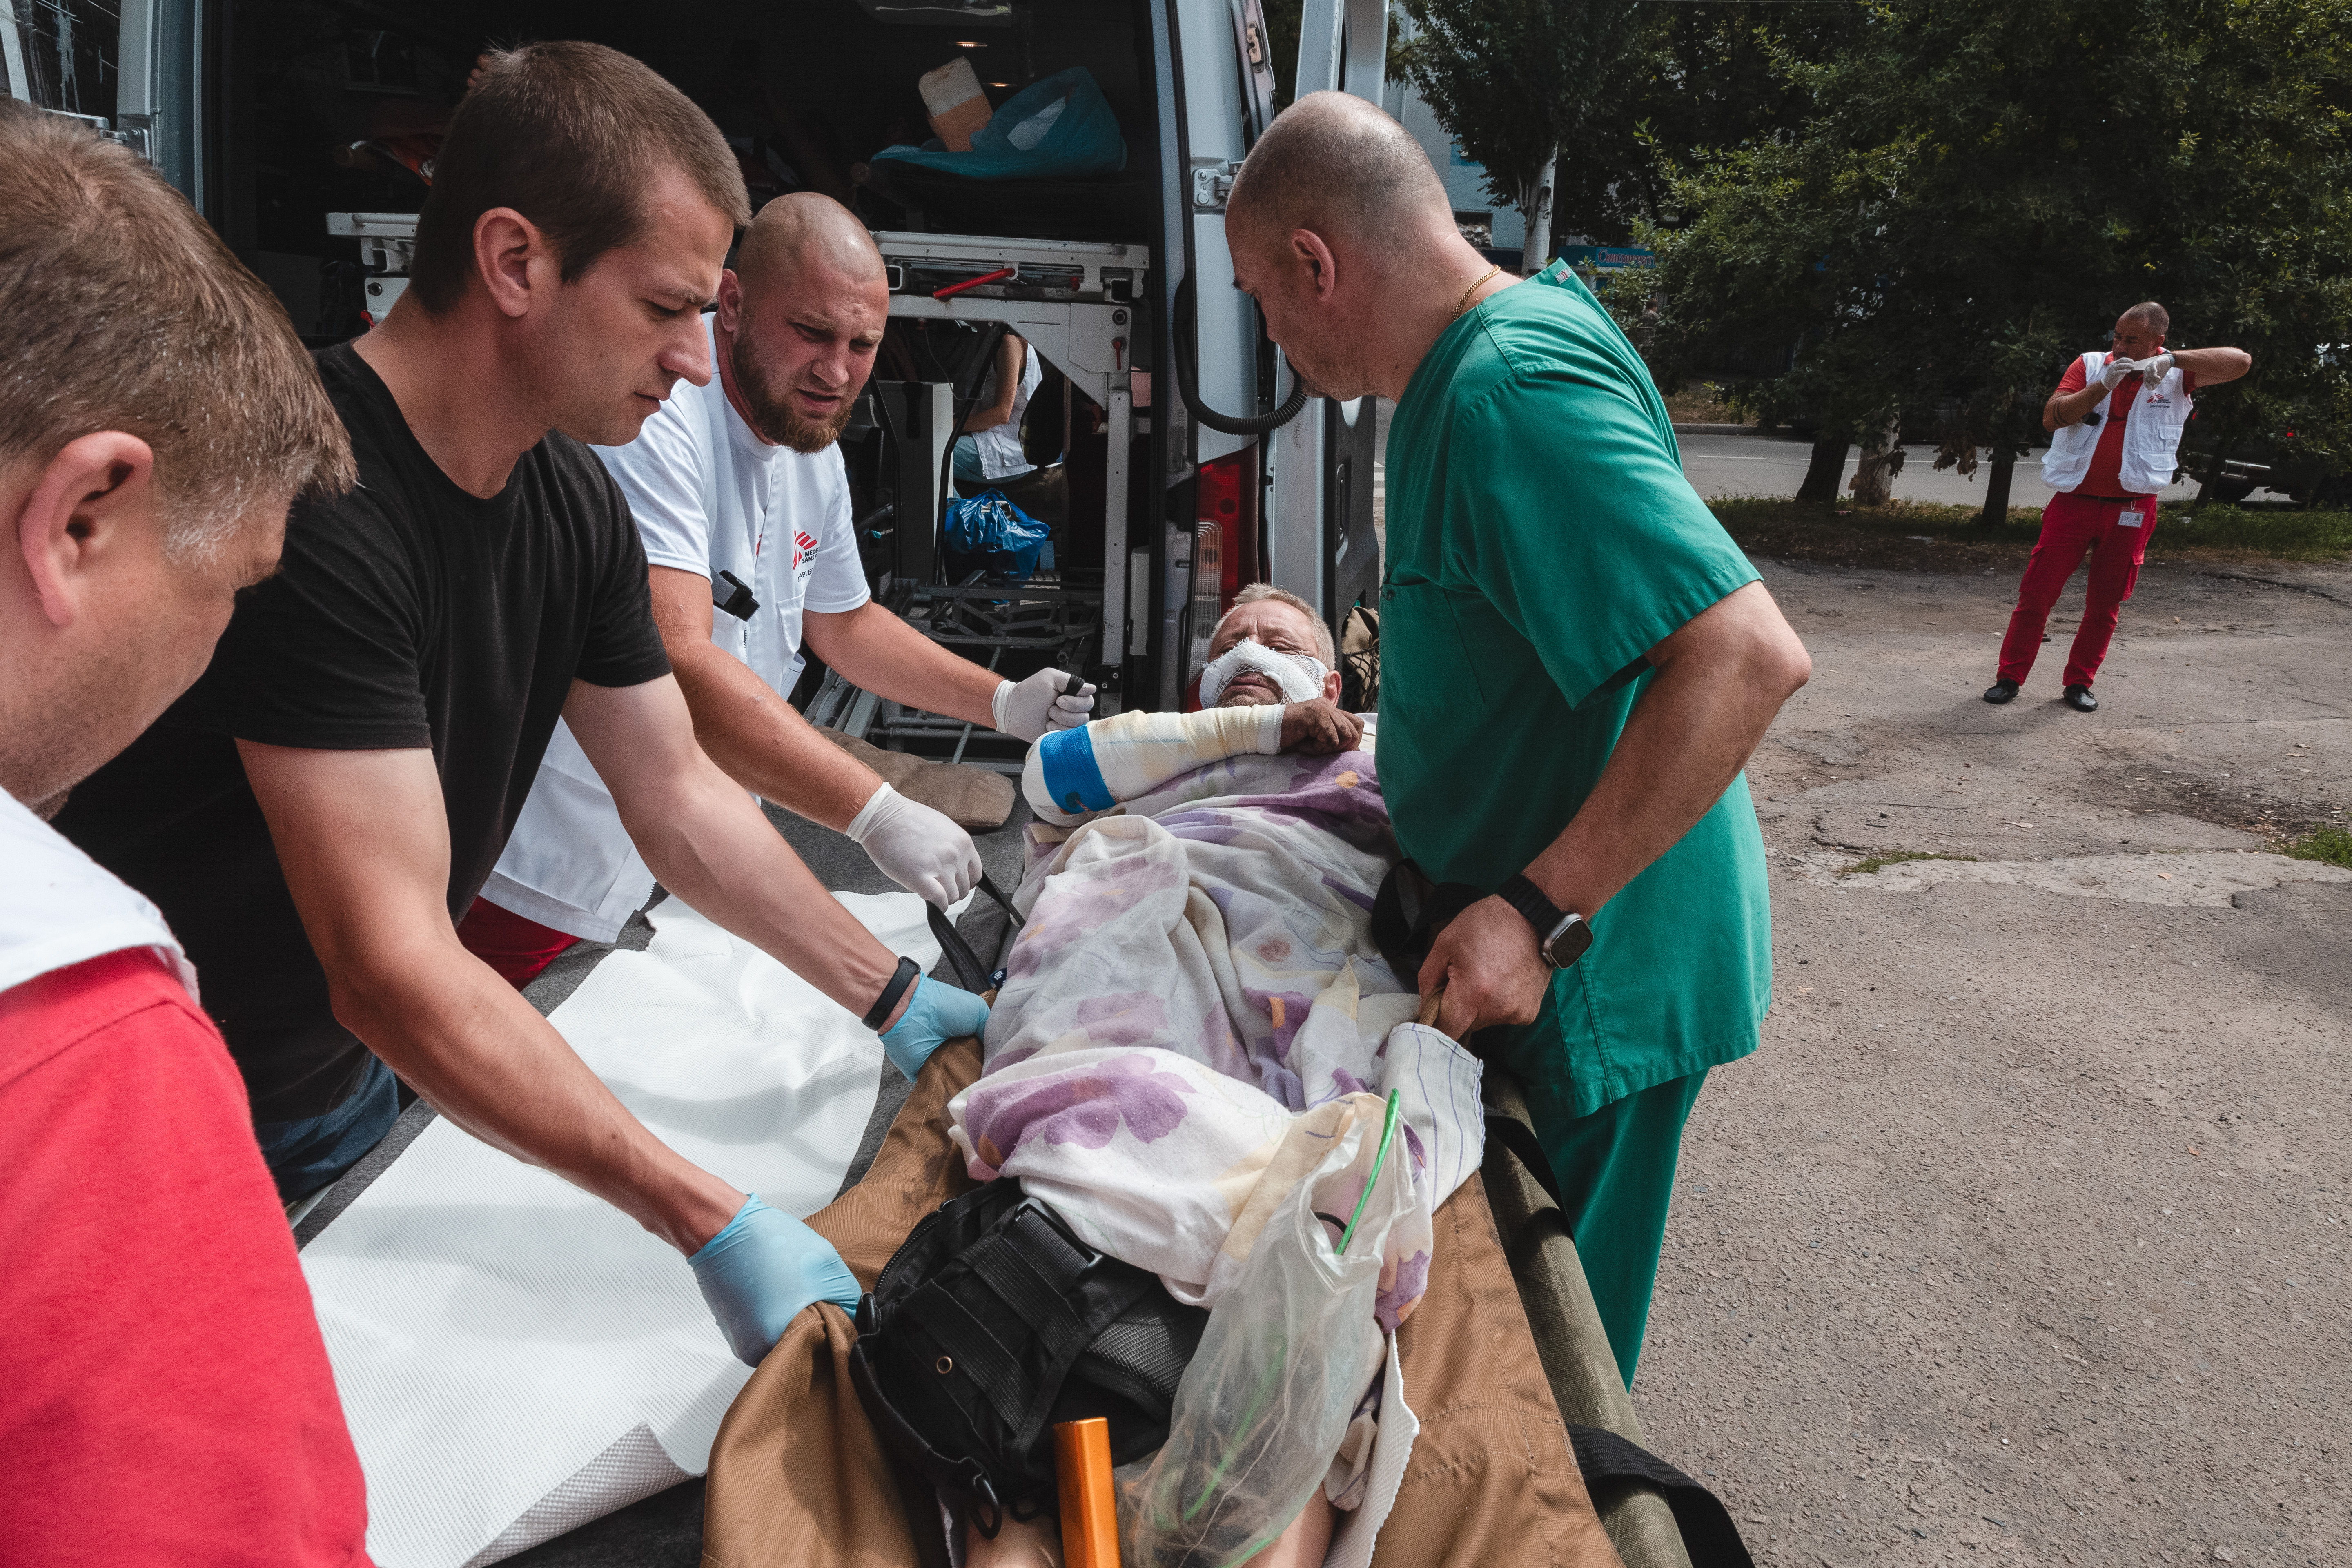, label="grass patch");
[2283,825,2352,869]
[1708,496,2352,572]
[1838,850,1980,877]
[2143,505,2352,561]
